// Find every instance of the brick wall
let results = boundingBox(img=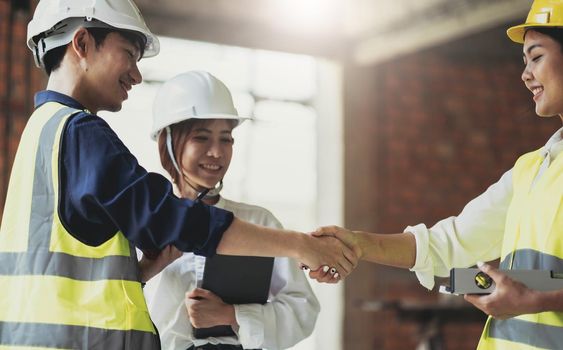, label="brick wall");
[343,24,560,350]
[372,55,558,234]
[0,0,45,215]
